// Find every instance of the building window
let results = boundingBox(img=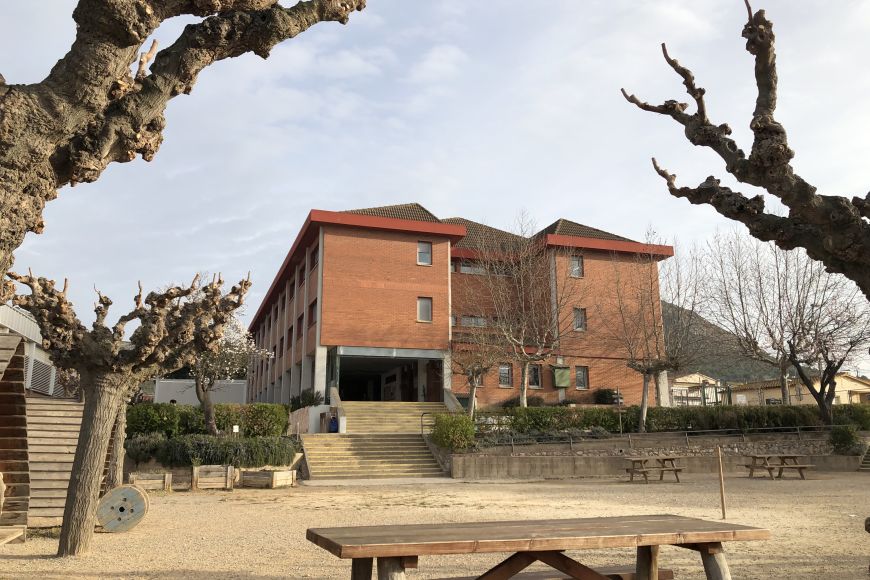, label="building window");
[310,245,319,270]
[288,280,295,301]
[498,364,513,388]
[298,267,306,286]
[308,300,317,326]
[278,337,284,355]
[450,315,456,327]
[573,307,587,331]
[454,260,486,275]
[417,241,433,265]
[460,315,487,327]
[287,327,293,350]
[570,255,585,278]
[417,297,433,322]
[528,365,542,389]
[297,314,304,337]
[575,366,589,390]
